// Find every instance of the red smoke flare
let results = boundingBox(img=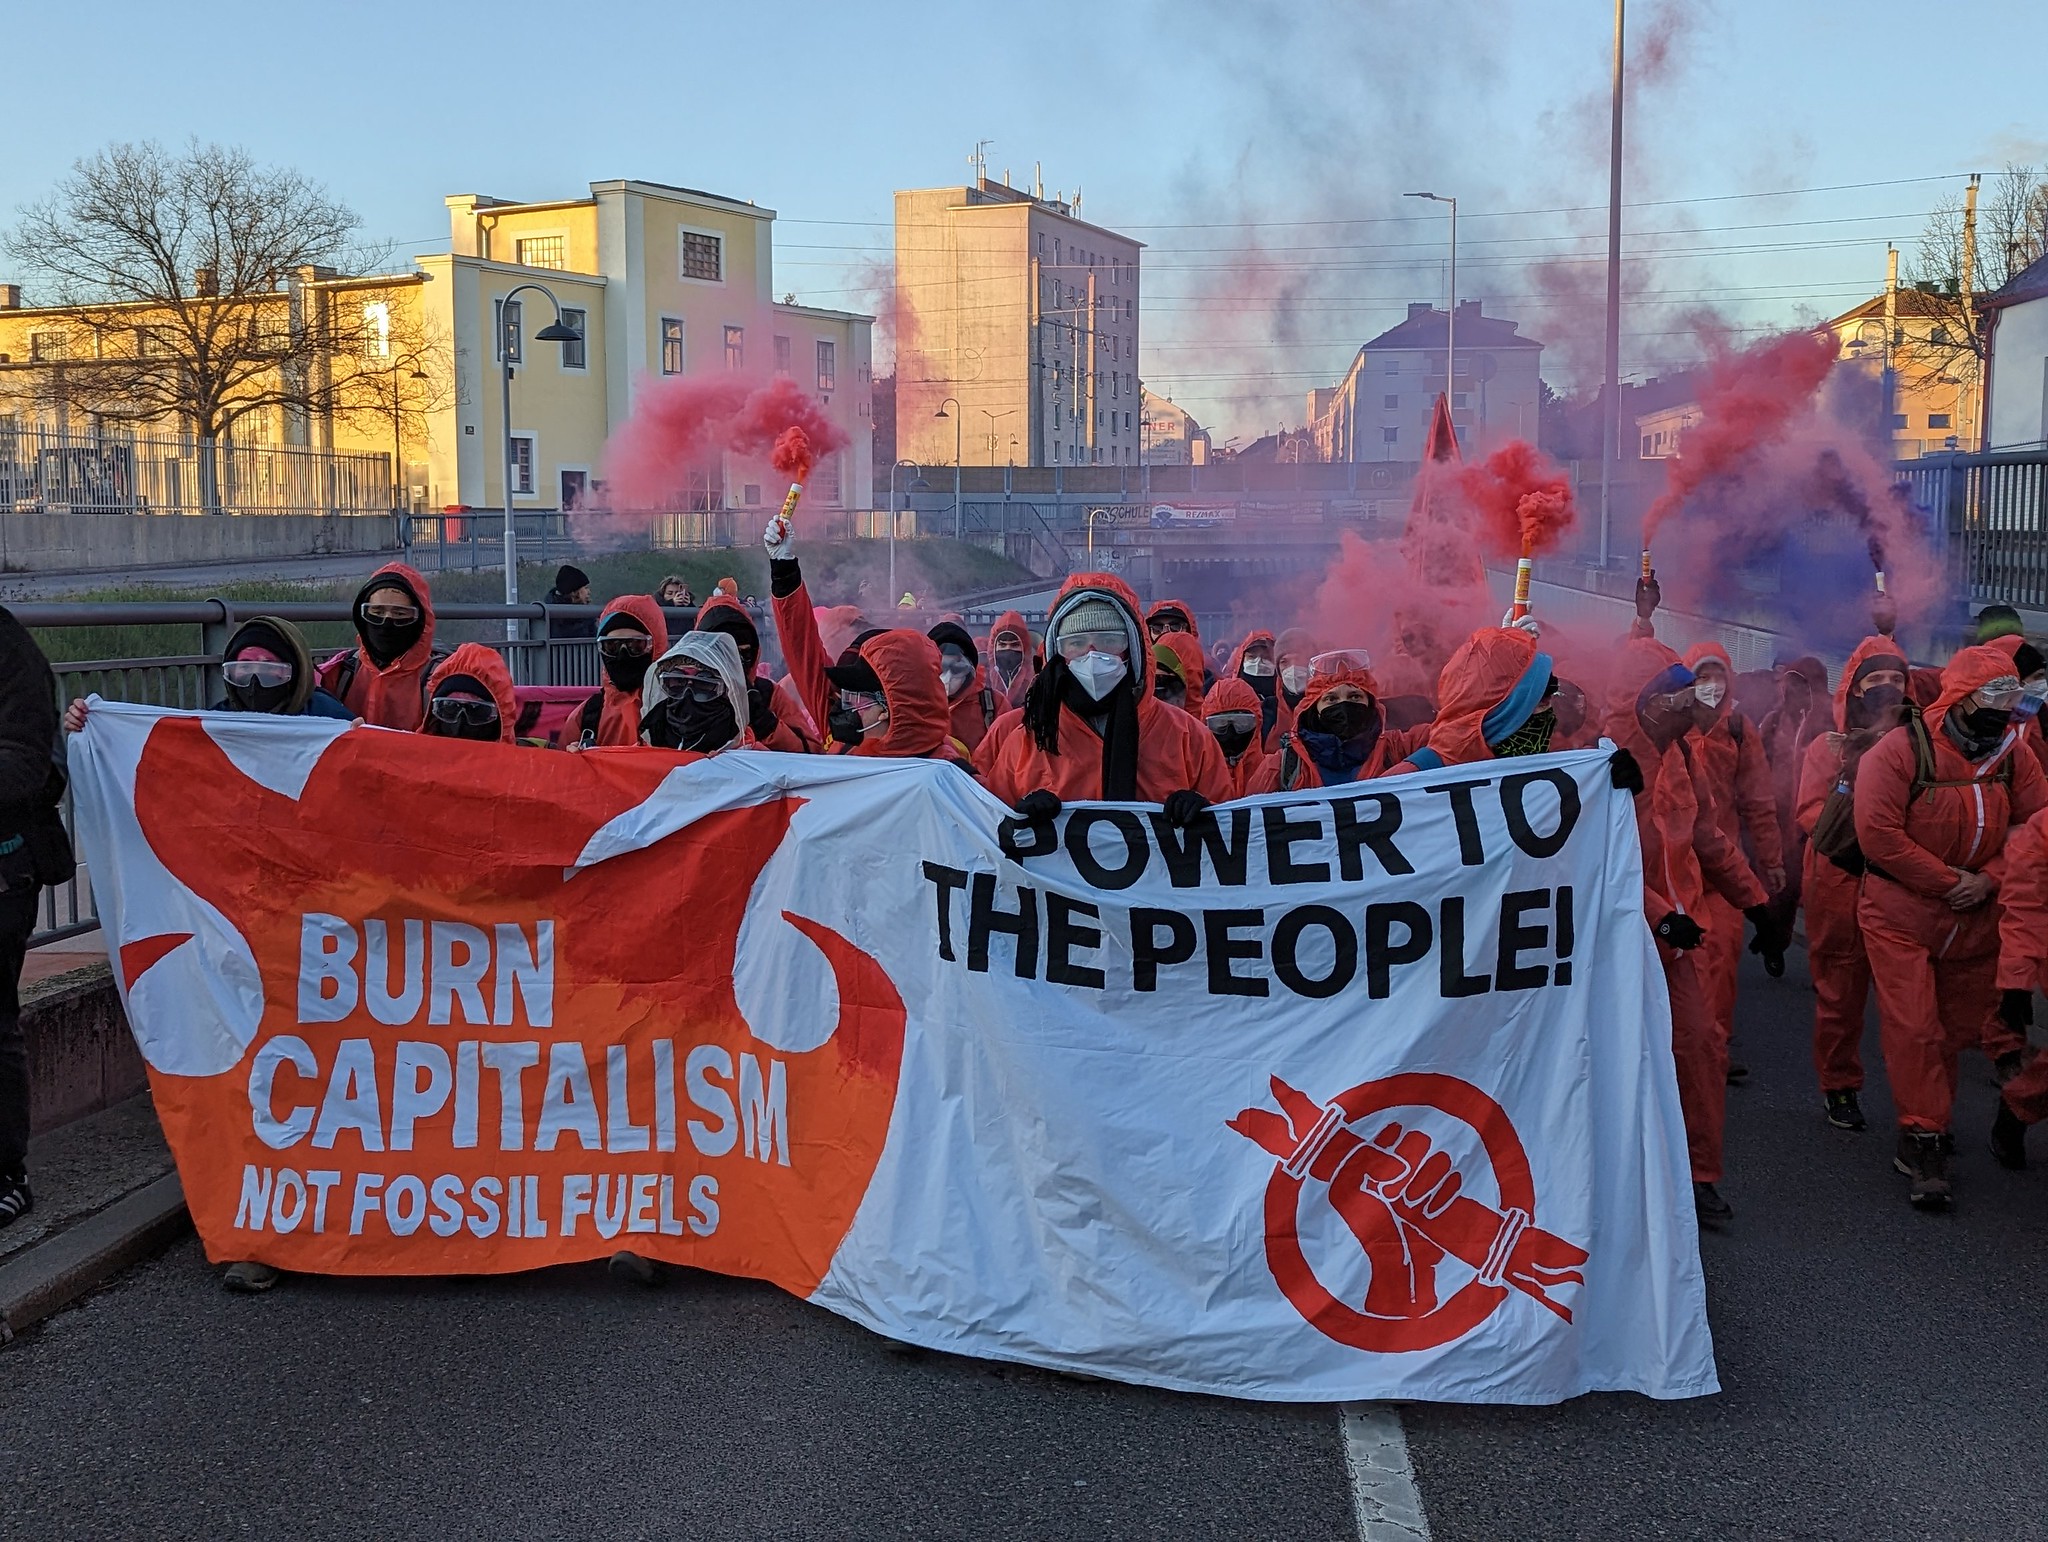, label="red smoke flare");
[603,374,850,508]
[1454,440,1578,559]
[1641,328,1837,544]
